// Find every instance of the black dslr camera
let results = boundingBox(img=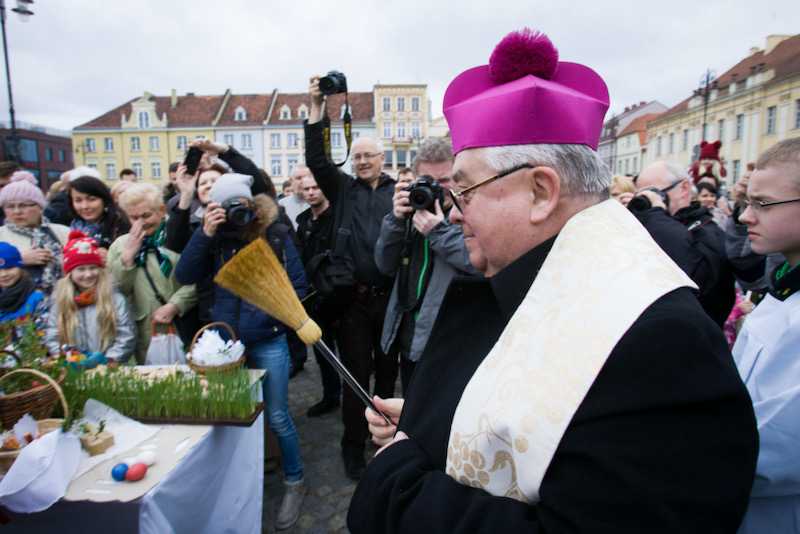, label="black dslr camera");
[628,187,670,213]
[406,176,444,213]
[319,71,348,95]
[221,199,255,226]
